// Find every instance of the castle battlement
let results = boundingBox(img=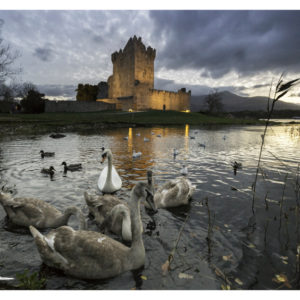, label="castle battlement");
[111,35,156,63]
[151,88,191,96]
